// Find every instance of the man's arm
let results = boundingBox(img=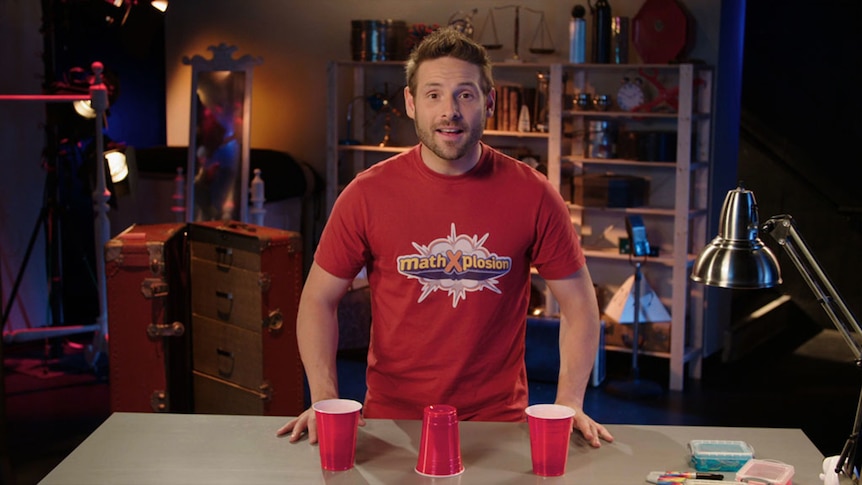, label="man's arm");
[276,261,355,443]
[544,265,614,447]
